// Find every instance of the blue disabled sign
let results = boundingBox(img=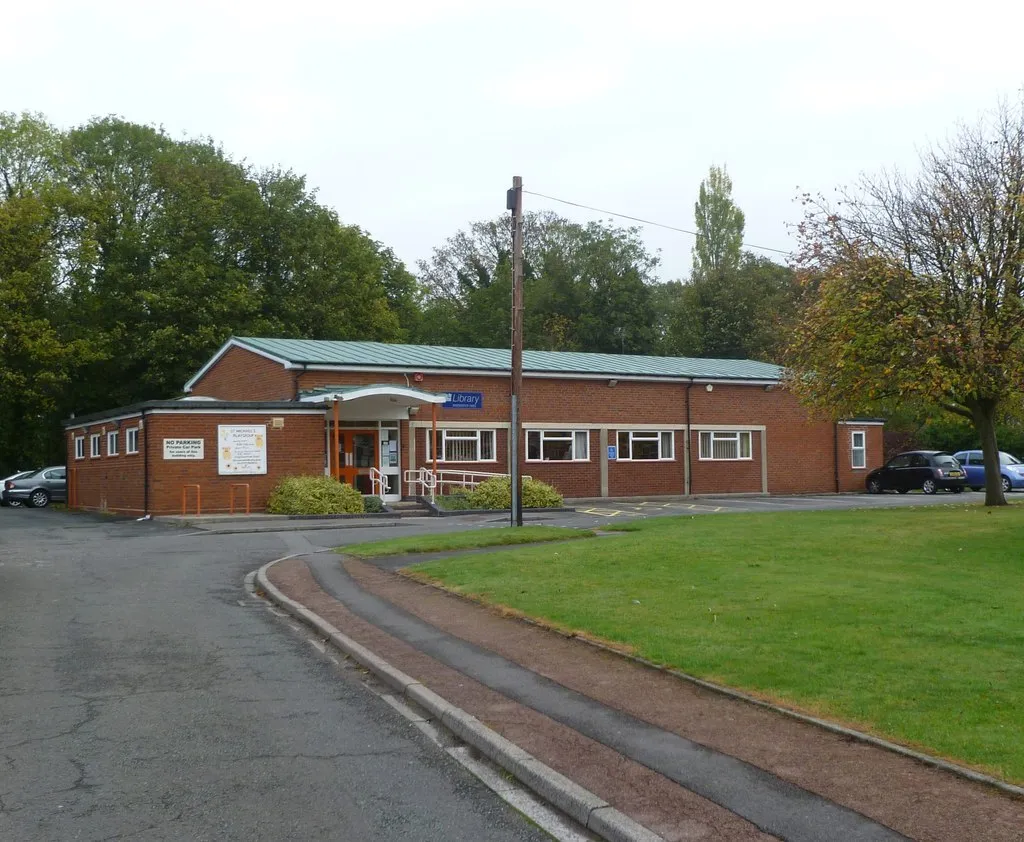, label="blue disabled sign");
[443,391,483,410]
[607,445,617,460]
